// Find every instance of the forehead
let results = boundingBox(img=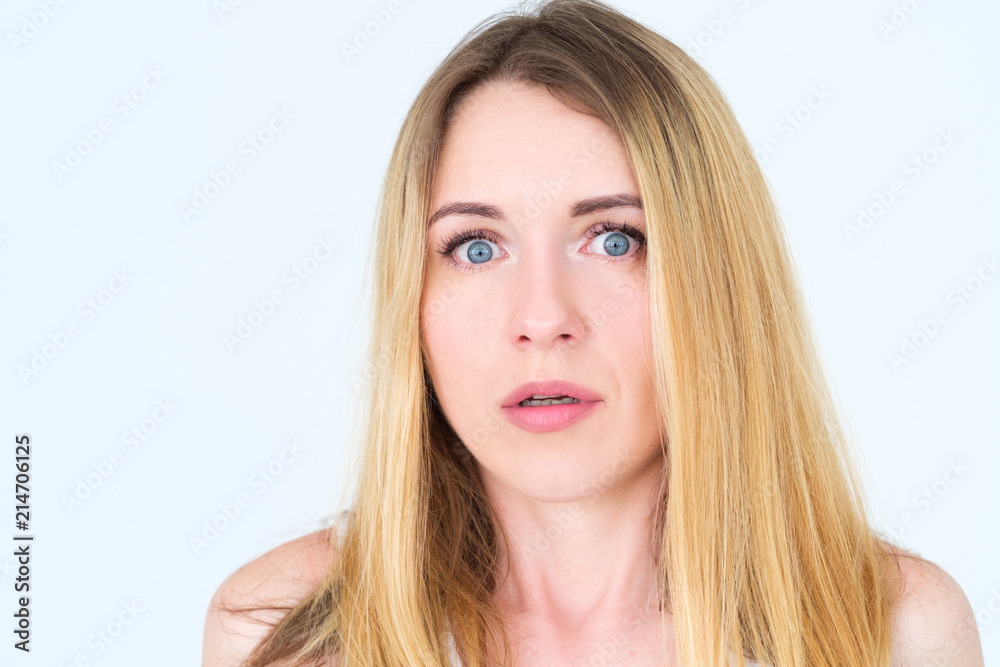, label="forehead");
[431,82,636,208]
